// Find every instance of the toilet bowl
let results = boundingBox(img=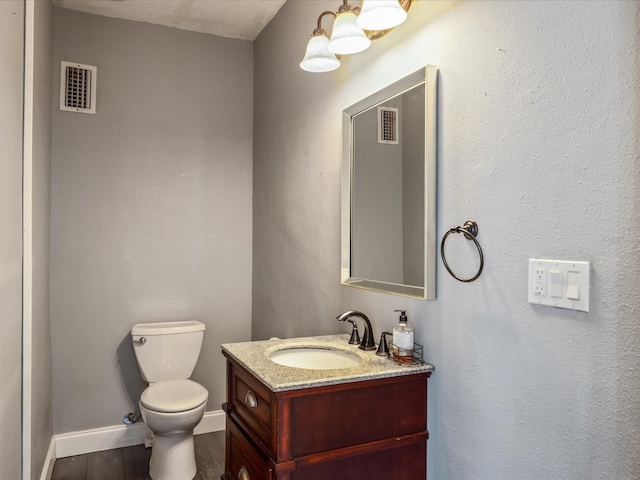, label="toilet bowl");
[131,321,208,480]
[140,380,208,480]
